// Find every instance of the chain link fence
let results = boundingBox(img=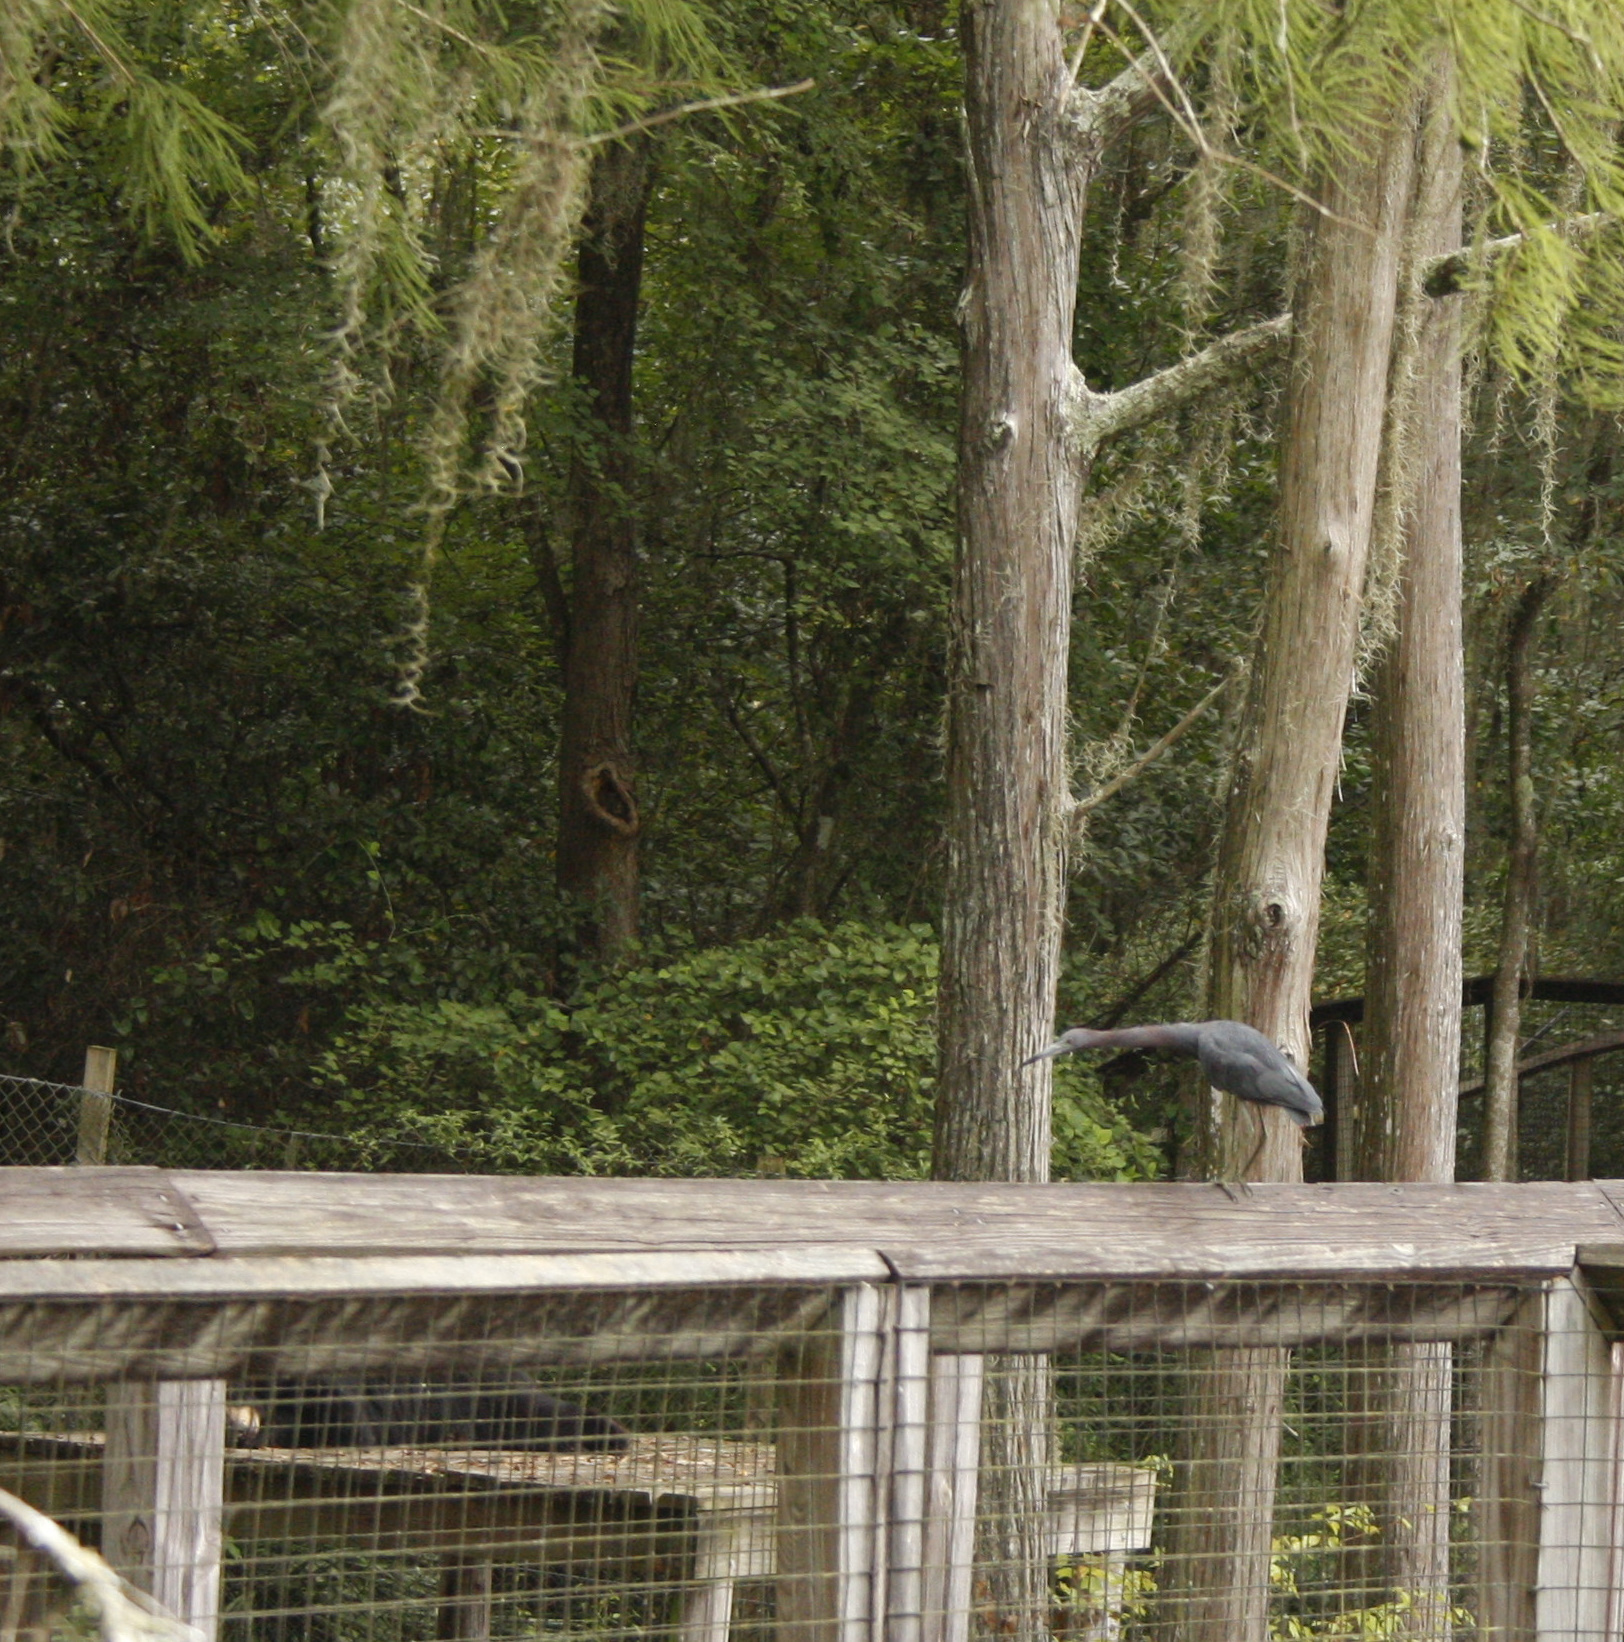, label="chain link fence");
[0,1072,480,1174]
